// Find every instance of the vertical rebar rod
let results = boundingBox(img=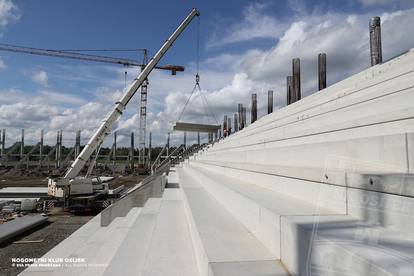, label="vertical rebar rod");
[370,16,382,66]
[251,93,257,123]
[292,58,301,102]
[197,132,200,145]
[184,132,187,148]
[318,53,327,91]
[268,90,273,114]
